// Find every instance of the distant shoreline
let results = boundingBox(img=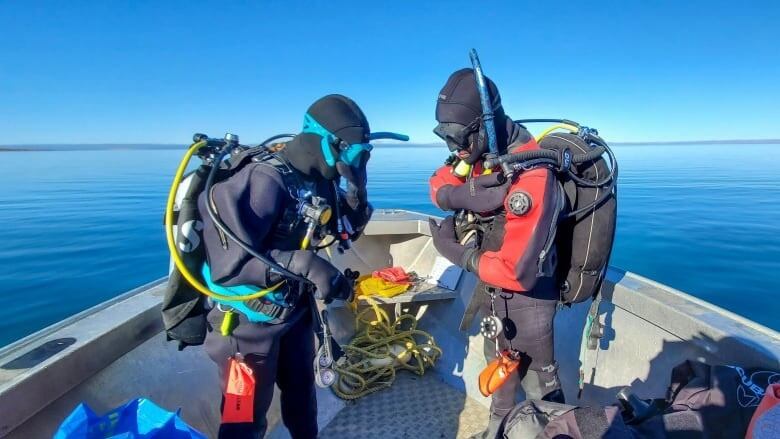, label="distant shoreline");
[611,139,780,146]
[2,139,779,152]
